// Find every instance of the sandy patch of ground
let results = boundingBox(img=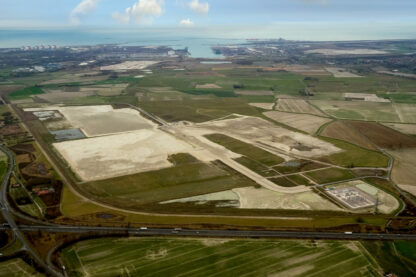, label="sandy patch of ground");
[249,103,274,110]
[53,129,192,181]
[276,99,325,116]
[100,61,159,71]
[264,111,331,134]
[399,185,416,197]
[233,187,341,210]
[283,64,329,75]
[378,71,416,79]
[161,190,239,204]
[326,67,361,78]
[283,252,323,267]
[235,90,273,96]
[199,239,232,247]
[25,105,155,137]
[193,116,341,158]
[196,83,221,89]
[344,93,390,103]
[382,123,416,135]
[306,49,387,55]
[390,149,416,197]
[269,265,314,277]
